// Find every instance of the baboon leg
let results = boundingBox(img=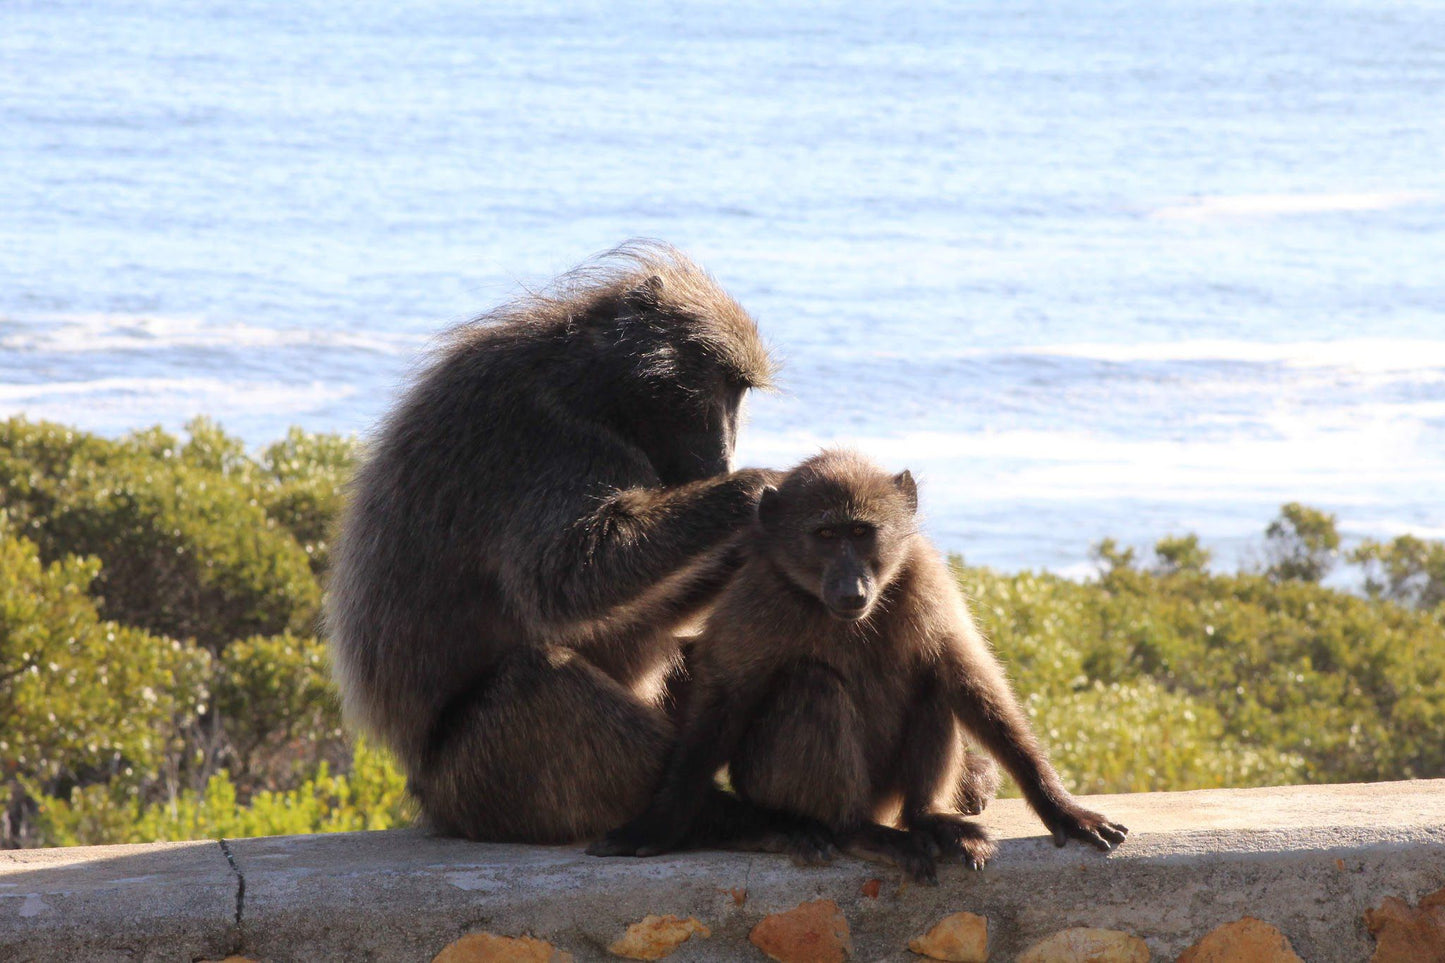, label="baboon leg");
[730,660,872,832]
[589,666,840,861]
[415,646,673,844]
[685,787,838,866]
[897,673,996,870]
[837,822,940,885]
